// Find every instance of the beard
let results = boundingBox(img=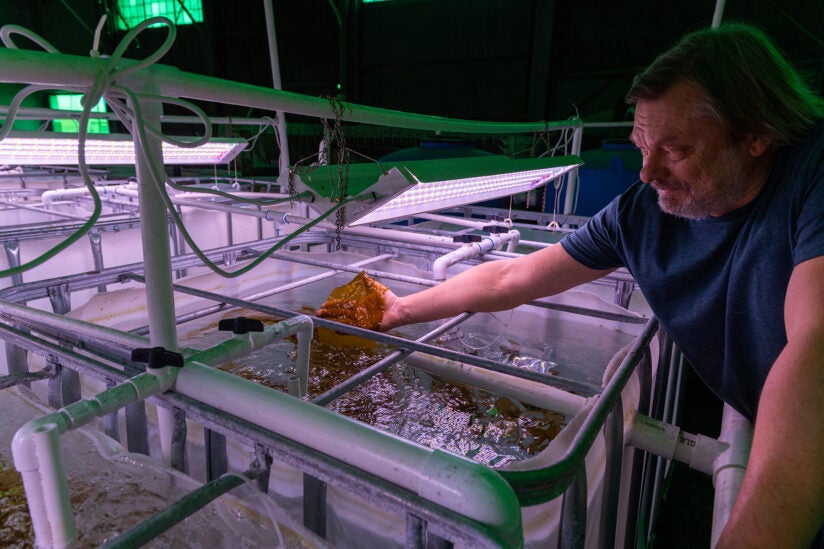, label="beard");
[654,144,753,219]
